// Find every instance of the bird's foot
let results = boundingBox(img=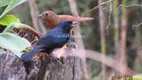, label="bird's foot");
[52,44,67,60]
[66,41,77,49]
[33,52,46,61]
[52,41,77,62]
